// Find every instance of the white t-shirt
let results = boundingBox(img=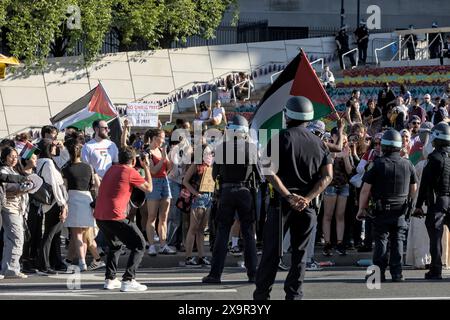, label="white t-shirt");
[212,107,225,120]
[81,139,119,178]
[200,110,210,120]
